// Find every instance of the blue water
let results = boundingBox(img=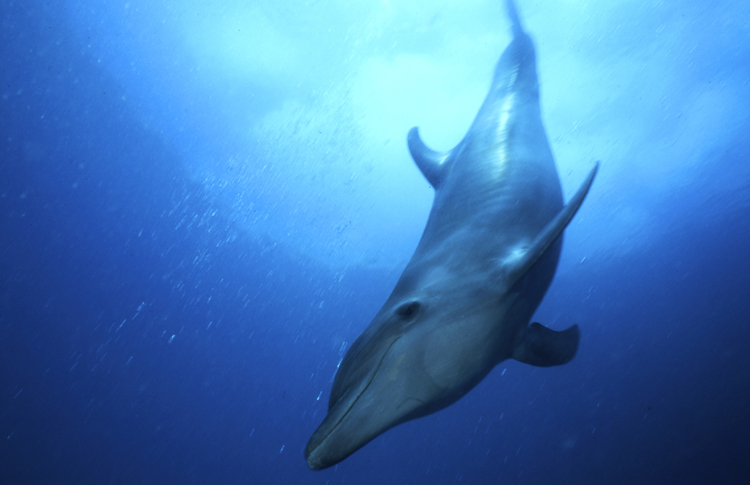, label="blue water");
[2,1,749,483]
